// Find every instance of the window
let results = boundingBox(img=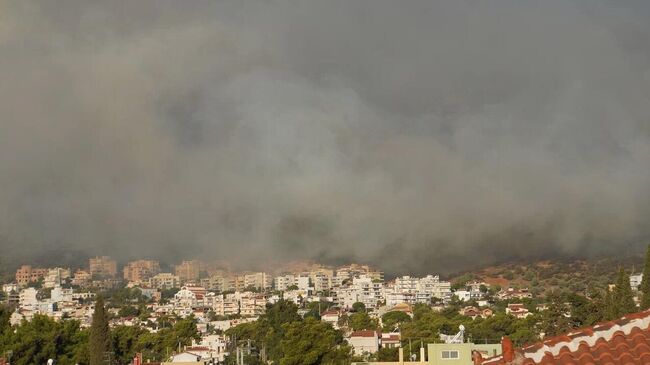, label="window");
[441,350,459,360]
